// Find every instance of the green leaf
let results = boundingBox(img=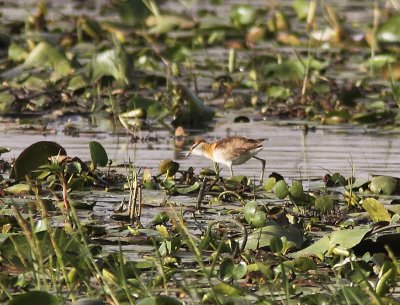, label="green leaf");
[9,291,60,305]
[369,175,398,195]
[274,180,288,199]
[232,261,247,280]
[314,195,334,213]
[289,180,303,199]
[220,258,234,281]
[0,92,14,114]
[293,0,310,20]
[8,42,29,62]
[377,15,400,44]
[264,177,276,192]
[147,14,195,35]
[65,161,82,175]
[127,95,170,121]
[213,282,242,296]
[3,42,73,81]
[219,258,247,281]
[116,0,151,22]
[10,141,67,179]
[0,146,11,155]
[136,296,183,305]
[243,201,267,228]
[266,85,292,99]
[362,198,391,222]
[75,298,104,305]
[291,227,371,258]
[4,183,31,195]
[91,46,133,84]
[172,84,215,127]
[230,4,257,28]
[89,141,108,170]
[244,224,303,251]
[175,182,200,194]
